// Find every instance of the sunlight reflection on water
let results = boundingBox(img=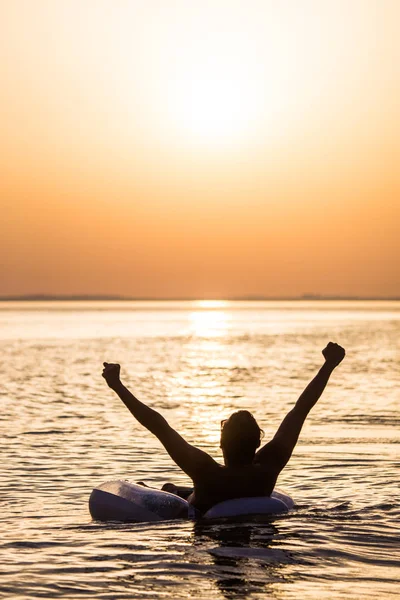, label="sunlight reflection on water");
[188,309,230,337]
